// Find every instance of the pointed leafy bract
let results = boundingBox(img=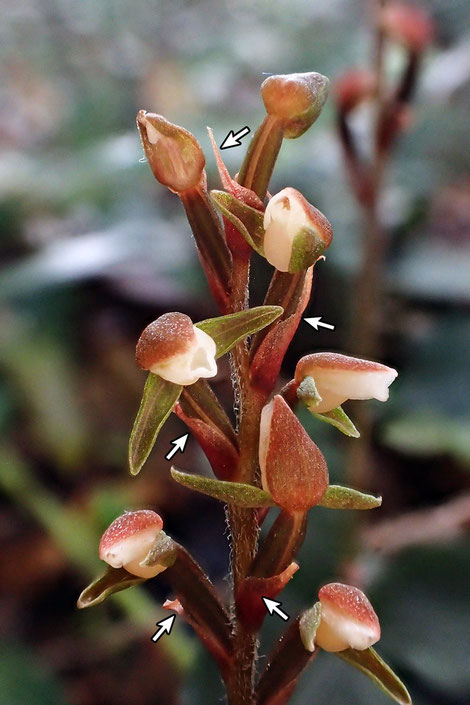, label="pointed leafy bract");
[337,647,411,705]
[319,485,382,510]
[299,602,322,651]
[210,190,265,255]
[236,562,298,631]
[77,567,144,609]
[181,379,238,447]
[129,373,182,475]
[196,306,283,358]
[314,406,360,438]
[171,467,274,507]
